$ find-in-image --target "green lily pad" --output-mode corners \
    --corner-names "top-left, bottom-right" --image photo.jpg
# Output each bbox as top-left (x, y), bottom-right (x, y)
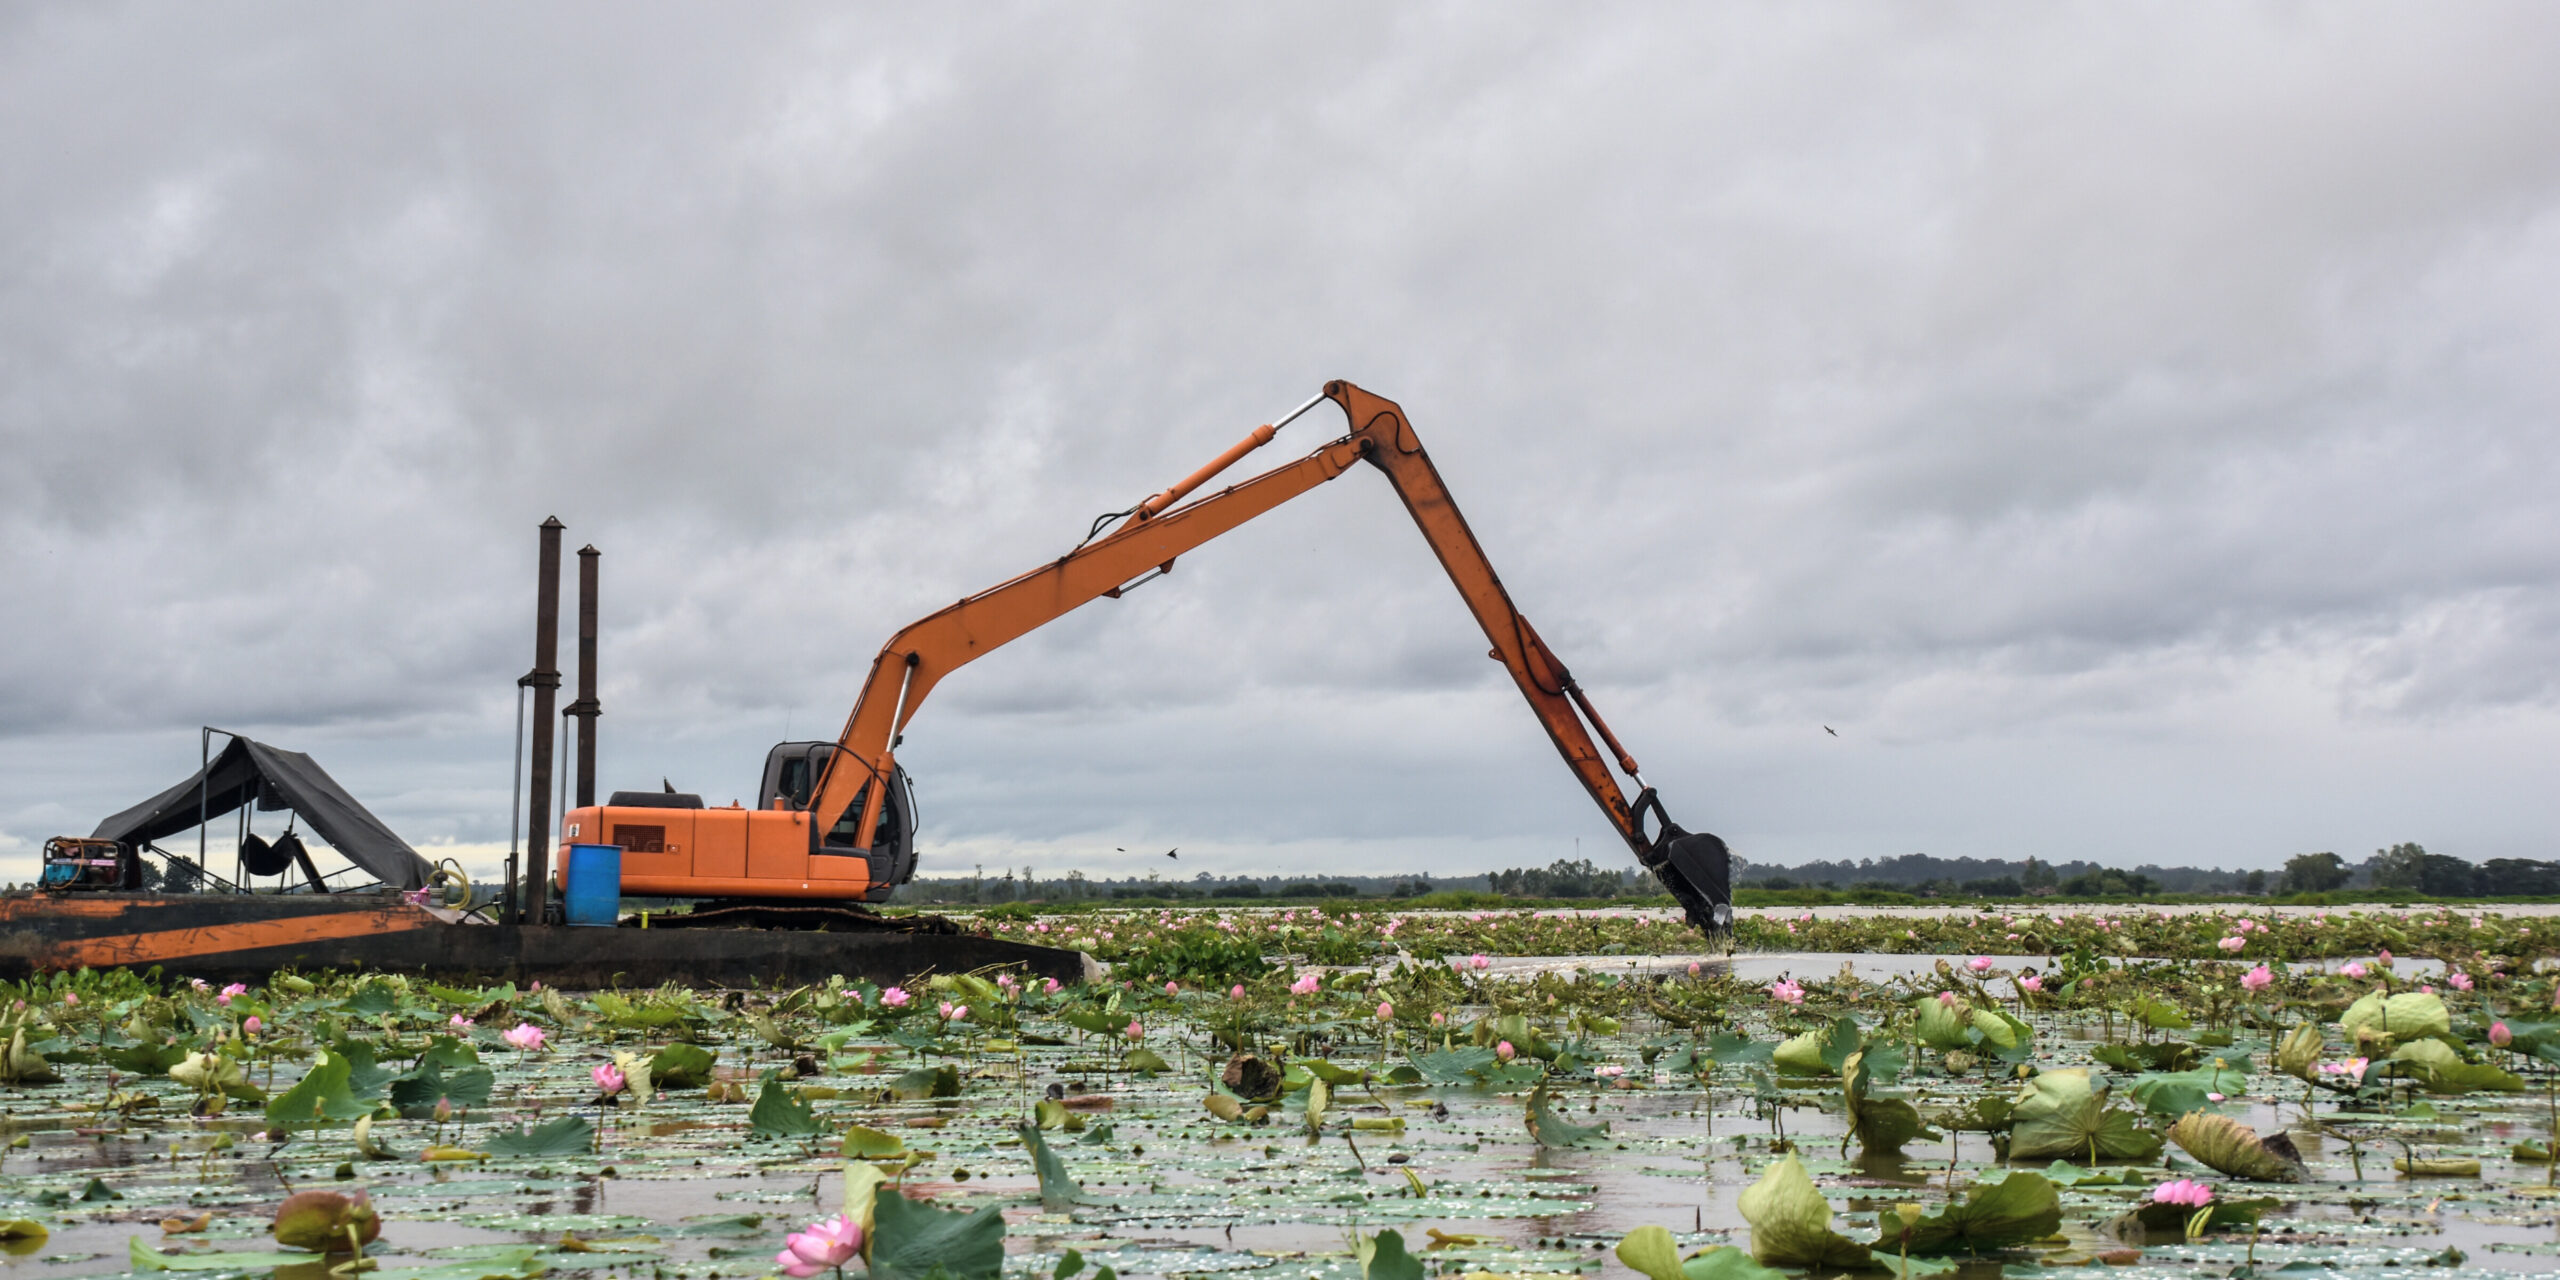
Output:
top-left (1017, 1122), bottom-right (1080, 1212)
top-left (1525, 1083), bottom-right (1610, 1147)
top-left (867, 1192), bottom-right (1004, 1280)
top-left (748, 1073), bottom-right (823, 1137)
top-left (389, 1062), bottom-right (495, 1119)
top-left (484, 1116), bottom-right (594, 1157)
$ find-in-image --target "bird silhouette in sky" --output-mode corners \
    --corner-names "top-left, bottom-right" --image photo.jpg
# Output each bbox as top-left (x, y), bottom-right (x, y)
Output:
top-left (1823, 726), bottom-right (1837, 737)
top-left (1166, 848), bottom-right (1180, 859)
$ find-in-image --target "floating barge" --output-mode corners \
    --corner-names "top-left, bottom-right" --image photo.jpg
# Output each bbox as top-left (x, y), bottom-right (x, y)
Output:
top-left (0, 891), bottom-right (1087, 989)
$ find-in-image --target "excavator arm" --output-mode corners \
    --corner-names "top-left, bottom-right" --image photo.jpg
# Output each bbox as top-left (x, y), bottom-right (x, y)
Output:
top-left (806, 380), bottom-right (1732, 936)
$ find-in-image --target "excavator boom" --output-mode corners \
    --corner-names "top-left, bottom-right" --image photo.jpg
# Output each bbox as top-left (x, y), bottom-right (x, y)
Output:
top-left (806, 381), bottom-right (1732, 937)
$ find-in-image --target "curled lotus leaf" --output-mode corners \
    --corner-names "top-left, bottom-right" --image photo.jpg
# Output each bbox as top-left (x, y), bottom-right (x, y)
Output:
top-left (1969, 1008), bottom-right (2031, 1052)
top-left (1914, 997), bottom-right (1973, 1052)
top-left (170, 1052), bottom-right (245, 1093)
top-left (1771, 1030), bottom-right (1830, 1075)
top-left (1842, 1050), bottom-right (1937, 1157)
top-left (2340, 991), bottom-right (2450, 1046)
top-left (2275, 1024), bottom-right (2323, 1082)
top-left (271, 1189), bottom-right (380, 1253)
top-left (2009, 1069), bottom-right (2162, 1162)
top-left (1736, 1155), bottom-right (1874, 1269)
top-left (1885, 1170), bottom-right (2063, 1255)
top-left (0, 1030), bottom-right (57, 1085)
top-left (2164, 1111), bottom-right (2304, 1182)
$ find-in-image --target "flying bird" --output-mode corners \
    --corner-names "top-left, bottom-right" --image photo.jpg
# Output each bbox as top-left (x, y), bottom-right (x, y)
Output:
top-left (1823, 726), bottom-right (1837, 738)
top-left (1166, 848), bottom-right (1180, 859)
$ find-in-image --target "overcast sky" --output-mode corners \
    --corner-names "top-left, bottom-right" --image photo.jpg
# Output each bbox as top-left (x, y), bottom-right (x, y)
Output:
top-left (4, 4), bottom-right (2555, 887)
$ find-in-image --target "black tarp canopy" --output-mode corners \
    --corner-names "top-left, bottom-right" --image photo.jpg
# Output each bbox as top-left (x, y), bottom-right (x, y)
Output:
top-left (91, 737), bottom-right (434, 890)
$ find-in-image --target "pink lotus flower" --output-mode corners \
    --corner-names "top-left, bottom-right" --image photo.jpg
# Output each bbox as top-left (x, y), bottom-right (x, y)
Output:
top-left (1043, 977), bottom-right (1061, 995)
top-left (1290, 972), bottom-right (1322, 996)
top-left (996, 973), bottom-right (1018, 989)
top-left (881, 986), bottom-right (911, 1008)
top-left (2206, 1092), bottom-right (2227, 1103)
top-left (2217, 936), bottom-right (2247, 953)
top-left (2377, 949), bottom-right (2393, 965)
top-left (1123, 1020), bottom-right (1143, 1041)
top-left (1431, 1012), bottom-right (1446, 1025)
top-left (449, 1014), bottom-right (474, 1029)
top-left (945, 1003), bottom-right (970, 1022)
top-left (1471, 954), bottom-right (1492, 971)
top-left (2321, 1057), bottom-right (2371, 1083)
top-left (2489, 1021), bottom-right (2513, 1048)
top-left (502, 1023), bottom-right (546, 1051)
top-left (2152, 1178), bottom-right (2215, 1208)
top-left (1165, 981), bottom-right (1179, 995)
top-left (1968, 956), bottom-right (1993, 974)
top-left (1495, 1040), bottom-right (1517, 1062)
top-left (775, 1212), bottom-right (862, 1278)
top-left (2241, 965), bottom-right (2273, 992)
top-left (2448, 972), bottom-right (2475, 991)
top-left (593, 1063), bottom-right (627, 1094)
top-left (243, 1015), bottom-right (263, 1035)
top-left (2018, 974), bottom-right (2044, 993)
top-left (1595, 1065), bottom-right (1626, 1079)
top-left (1768, 979), bottom-right (1805, 1006)
top-left (1936, 991), bottom-right (1959, 1007)
top-left (2339, 962), bottom-right (2368, 979)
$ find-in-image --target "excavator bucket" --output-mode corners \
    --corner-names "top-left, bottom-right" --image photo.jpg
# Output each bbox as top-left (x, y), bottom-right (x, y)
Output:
top-left (1643, 826), bottom-right (1734, 940)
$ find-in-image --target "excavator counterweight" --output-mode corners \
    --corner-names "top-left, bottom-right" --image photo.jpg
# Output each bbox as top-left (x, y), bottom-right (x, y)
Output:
top-left (577, 383), bottom-right (1733, 939)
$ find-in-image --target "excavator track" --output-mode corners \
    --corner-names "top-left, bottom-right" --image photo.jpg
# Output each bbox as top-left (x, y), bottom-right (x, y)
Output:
top-left (634, 900), bottom-right (966, 933)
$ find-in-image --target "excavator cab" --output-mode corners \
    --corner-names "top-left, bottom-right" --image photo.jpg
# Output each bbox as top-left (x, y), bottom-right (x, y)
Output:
top-left (758, 742), bottom-right (919, 902)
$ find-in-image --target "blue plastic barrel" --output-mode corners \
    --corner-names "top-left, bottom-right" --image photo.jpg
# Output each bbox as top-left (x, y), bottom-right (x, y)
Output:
top-left (562, 843), bottom-right (624, 926)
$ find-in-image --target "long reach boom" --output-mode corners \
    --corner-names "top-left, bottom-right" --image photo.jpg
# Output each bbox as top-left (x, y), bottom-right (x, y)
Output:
top-left (806, 381), bottom-right (1733, 937)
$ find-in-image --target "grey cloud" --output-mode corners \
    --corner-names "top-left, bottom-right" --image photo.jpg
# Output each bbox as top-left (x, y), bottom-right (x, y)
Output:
top-left (5, 4), bottom-right (2556, 878)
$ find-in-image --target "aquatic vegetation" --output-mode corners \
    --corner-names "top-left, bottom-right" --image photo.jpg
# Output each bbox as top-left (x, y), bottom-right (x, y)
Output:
top-left (2, 906), bottom-right (2560, 1277)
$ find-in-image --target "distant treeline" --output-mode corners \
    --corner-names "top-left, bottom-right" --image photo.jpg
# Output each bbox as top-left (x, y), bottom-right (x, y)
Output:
top-left (896, 858), bottom-right (1646, 905)
top-left (1735, 844), bottom-right (2560, 899)
top-left (891, 842), bottom-right (2556, 906)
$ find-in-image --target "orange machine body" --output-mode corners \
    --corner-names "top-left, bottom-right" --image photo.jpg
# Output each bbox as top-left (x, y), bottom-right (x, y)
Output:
top-left (556, 803), bottom-right (872, 900)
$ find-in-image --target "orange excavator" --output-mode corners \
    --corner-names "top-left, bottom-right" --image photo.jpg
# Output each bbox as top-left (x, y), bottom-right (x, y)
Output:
top-left (562, 381), bottom-right (1733, 937)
